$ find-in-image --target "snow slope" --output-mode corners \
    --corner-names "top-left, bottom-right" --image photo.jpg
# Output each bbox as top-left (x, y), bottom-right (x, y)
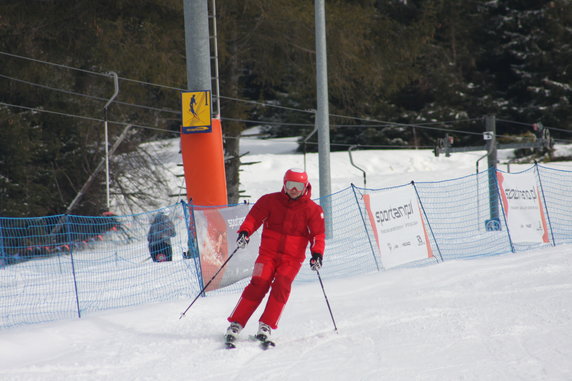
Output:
top-left (1, 244), bottom-right (570, 381)
top-left (118, 129), bottom-right (572, 212)
top-left (1, 134), bottom-right (572, 380)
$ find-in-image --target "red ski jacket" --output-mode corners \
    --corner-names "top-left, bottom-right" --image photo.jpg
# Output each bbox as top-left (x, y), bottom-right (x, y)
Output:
top-left (238, 183), bottom-right (325, 262)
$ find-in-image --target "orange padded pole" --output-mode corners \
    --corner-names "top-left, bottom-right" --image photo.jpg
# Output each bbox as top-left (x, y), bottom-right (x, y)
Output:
top-left (180, 118), bottom-right (228, 206)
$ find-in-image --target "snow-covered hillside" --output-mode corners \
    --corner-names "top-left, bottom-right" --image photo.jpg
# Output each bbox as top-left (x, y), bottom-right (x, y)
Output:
top-left (114, 128), bottom-right (572, 214)
top-left (2, 135), bottom-right (572, 380)
top-left (1, 244), bottom-right (570, 380)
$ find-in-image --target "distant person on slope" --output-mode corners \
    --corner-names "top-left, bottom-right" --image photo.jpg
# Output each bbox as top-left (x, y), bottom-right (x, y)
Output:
top-left (147, 212), bottom-right (176, 262)
top-left (225, 168), bottom-right (326, 345)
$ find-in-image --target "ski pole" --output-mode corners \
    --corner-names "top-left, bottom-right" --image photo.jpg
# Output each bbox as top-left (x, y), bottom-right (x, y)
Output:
top-left (179, 246), bottom-right (240, 319)
top-left (316, 269), bottom-right (338, 333)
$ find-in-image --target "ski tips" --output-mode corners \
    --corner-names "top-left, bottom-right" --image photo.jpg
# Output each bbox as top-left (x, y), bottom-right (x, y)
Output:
top-left (260, 340), bottom-right (276, 350)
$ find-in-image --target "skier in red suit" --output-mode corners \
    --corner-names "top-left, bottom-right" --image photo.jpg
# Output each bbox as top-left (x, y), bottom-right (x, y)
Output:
top-left (225, 168), bottom-right (326, 344)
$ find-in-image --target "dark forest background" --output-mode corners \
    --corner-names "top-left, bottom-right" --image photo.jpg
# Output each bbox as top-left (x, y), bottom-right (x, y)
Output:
top-left (0, 0), bottom-right (571, 217)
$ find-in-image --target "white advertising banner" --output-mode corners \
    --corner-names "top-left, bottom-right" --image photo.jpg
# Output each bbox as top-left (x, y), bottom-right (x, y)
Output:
top-left (364, 185), bottom-right (433, 269)
top-left (497, 172), bottom-right (549, 244)
top-left (193, 203), bottom-right (259, 291)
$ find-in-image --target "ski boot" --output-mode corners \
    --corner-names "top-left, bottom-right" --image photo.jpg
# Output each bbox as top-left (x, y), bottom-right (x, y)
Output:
top-left (224, 322), bottom-right (242, 349)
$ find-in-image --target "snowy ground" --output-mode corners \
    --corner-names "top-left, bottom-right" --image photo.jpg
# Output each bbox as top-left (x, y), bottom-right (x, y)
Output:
top-left (130, 129), bottom-right (572, 212)
top-left (1, 244), bottom-right (570, 380)
top-left (2, 133), bottom-right (572, 380)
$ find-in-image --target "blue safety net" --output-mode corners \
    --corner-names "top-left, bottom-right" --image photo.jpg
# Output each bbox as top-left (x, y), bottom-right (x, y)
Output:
top-left (1, 164), bottom-right (570, 329)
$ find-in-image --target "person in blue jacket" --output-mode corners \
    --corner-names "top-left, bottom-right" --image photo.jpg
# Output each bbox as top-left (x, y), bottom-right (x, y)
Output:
top-left (147, 212), bottom-right (176, 262)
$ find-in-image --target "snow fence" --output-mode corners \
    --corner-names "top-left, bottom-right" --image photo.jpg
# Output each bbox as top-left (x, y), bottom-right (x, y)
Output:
top-left (1, 163), bottom-right (571, 329)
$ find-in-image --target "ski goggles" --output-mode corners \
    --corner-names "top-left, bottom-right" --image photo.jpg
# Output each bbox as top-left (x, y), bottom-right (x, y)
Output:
top-left (285, 181), bottom-right (306, 192)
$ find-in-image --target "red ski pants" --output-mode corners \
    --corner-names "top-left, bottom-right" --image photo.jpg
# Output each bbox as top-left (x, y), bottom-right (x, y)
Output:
top-left (228, 252), bottom-right (302, 329)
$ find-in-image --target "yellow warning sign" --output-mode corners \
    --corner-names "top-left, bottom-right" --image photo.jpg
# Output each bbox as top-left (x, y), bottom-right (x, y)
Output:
top-left (181, 91), bottom-right (212, 133)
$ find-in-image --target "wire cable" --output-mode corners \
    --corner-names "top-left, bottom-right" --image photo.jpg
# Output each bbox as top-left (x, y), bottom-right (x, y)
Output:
top-left (0, 73), bottom-right (181, 115)
top-left (0, 101), bottom-right (179, 135)
top-left (0, 51), bottom-right (492, 130)
top-left (2, 50), bottom-right (567, 140)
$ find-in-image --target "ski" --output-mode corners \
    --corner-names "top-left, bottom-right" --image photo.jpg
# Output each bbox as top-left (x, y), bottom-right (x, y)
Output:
top-left (260, 339), bottom-right (276, 350)
top-left (224, 335), bottom-right (237, 349)
top-left (225, 334), bottom-right (276, 350)
top-left (252, 334), bottom-right (276, 350)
